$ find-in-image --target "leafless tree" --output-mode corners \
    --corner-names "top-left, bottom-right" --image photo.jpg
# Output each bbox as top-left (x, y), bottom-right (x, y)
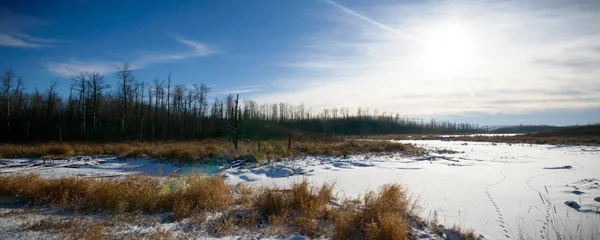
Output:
top-left (116, 63), bottom-right (134, 135)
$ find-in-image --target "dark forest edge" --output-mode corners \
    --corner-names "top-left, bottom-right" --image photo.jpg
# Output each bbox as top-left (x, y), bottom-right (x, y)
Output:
top-left (367, 124), bottom-right (600, 145)
top-left (0, 66), bottom-right (482, 143)
top-left (1, 66), bottom-right (596, 148)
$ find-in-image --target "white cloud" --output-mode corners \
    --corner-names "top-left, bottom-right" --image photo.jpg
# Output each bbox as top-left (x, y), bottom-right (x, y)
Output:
top-left (46, 61), bottom-right (121, 77)
top-left (254, 0), bottom-right (600, 117)
top-left (47, 37), bottom-right (216, 77)
top-left (0, 33), bottom-right (47, 48)
top-left (218, 86), bottom-right (267, 95)
top-left (0, 8), bottom-right (60, 48)
top-left (176, 38), bottom-right (214, 56)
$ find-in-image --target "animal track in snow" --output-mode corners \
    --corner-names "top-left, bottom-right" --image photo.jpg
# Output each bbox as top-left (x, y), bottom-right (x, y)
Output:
top-left (485, 166), bottom-right (510, 238)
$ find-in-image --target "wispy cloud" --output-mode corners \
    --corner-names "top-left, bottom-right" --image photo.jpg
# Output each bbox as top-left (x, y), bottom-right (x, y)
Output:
top-left (47, 37), bottom-right (217, 77)
top-left (176, 38), bottom-right (214, 56)
top-left (254, 0), bottom-right (600, 117)
top-left (0, 8), bottom-right (59, 48)
top-left (323, 0), bottom-right (417, 42)
top-left (0, 33), bottom-right (47, 48)
top-left (218, 86), bottom-right (267, 95)
top-left (46, 61), bottom-right (121, 78)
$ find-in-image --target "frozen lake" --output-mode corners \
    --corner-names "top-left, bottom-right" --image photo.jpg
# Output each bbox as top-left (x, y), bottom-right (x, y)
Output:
top-left (2, 140), bottom-right (599, 239)
top-left (222, 140), bottom-right (600, 239)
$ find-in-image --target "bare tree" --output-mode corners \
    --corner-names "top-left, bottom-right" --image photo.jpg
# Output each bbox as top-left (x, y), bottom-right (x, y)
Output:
top-left (153, 78), bottom-right (164, 138)
top-left (116, 63), bottom-right (134, 135)
top-left (71, 72), bottom-right (87, 136)
top-left (1, 69), bottom-right (16, 136)
top-left (166, 72), bottom-right (172, 135)
top-left (87, 72), bottom-right (108, 130)
top-left (45, 80), bottom-right (58, 140)
top-left (193, 84), bottom-right (210, 133)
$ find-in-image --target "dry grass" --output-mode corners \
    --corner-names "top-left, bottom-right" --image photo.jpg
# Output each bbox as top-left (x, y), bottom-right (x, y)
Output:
top-left (0, 138), bottom-right (412, 163)
top-left (0, 173), bottom-right (231, 217)
top-left (21, 218), bottom-right (106, 240)
top-left (252, 179), bottom-right (335, 237)
top-left (0, 173), bottom-right (437, 239)
top-left (451, 225), bottom-right (478, 240)
top-left (333, 184), bottom-right (416, 240)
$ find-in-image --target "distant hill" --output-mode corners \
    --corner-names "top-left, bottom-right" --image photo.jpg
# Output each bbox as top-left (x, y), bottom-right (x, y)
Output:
top-left (488, 125), bottom-right (559, 133)
top-left (528, 124), bottom-right (600, 137)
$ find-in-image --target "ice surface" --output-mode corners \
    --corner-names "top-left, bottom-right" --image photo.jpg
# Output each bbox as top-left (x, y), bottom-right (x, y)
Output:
top-left (2, 140), bottom-right (599, 239)
top-left (222, 140), bottom-right (600, 239)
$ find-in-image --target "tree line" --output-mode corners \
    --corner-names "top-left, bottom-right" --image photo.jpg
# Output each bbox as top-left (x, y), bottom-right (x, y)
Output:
top-left (0, 65), bottom-right (482, 143)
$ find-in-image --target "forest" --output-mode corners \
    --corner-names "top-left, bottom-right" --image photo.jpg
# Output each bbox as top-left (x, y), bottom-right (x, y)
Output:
top-left (0, 65), bottom-right (482, 143)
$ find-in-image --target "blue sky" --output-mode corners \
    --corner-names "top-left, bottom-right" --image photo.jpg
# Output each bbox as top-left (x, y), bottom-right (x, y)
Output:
top-left (1, 0), bottom-right (599, 126)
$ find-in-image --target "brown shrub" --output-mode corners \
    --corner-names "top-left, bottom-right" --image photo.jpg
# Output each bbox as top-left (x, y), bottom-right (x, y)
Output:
top-left (47, 145), bottom-right (73, 155)
top-left (253, 179), bottom-right (334, 237)
top-left (333, 184), bottom-right (411, 240)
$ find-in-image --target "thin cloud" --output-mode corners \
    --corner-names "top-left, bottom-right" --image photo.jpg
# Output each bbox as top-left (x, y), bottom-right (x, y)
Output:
top-left (46, 61), bottom-right (121, 77)
top-left (255, 0), bottom-right (600, 117)
top-left (219, 86), bottom-right (266, 95)
top-left (0, 33), bottom-right (48, 48)
top-left (324, 0), bottom-right (417, 42)
top-left (176, 38), bottom-right (214, 56)
top-left (0, 8), bottom-right (59, 48)
top-left (47, 37), bottom-right (217, 77)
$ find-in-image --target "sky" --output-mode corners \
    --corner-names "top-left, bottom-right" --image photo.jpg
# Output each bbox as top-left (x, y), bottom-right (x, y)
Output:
top-left (1, 0), bottom-right (599, 126)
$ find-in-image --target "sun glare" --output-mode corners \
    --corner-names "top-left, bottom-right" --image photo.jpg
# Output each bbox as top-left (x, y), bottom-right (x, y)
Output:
top-left (419, 22), bottom-right (478, 77)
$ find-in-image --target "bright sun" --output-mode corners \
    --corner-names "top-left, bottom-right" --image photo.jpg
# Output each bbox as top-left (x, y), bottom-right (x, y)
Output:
top-left (419, 22), bottom-right (478, 77)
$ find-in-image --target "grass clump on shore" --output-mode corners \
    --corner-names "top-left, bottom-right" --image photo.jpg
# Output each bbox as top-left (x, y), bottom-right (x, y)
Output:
top-left (0, 138), bottom-right (414, 163)
top-left (0, 174), bottom-right (231, 216)
top-left (0, 173), bottom-right (431, 239)
top-left (333, 184), bottom-right (417, 240)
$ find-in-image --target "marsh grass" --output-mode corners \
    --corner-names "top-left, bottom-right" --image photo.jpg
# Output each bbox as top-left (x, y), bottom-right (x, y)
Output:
top-left (515, 188), bottom-right (600, 240)
top-left (0, 138), bottom-right (411, 163)
top-left (0, 173), bottom-right (231, 217)
top-left (333, 184), bottom-right (420, 240)
top-left (0, 174), bottom-right (435, 239)
top-left (21, 218), bottom-right (107, 240)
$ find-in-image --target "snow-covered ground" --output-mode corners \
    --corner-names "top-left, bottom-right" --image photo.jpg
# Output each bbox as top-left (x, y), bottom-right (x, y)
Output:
top-left (437, 133), bottom-right (523, 137)
top-left (0, 156), bottom-right (181, 178)
top-left (1, 140), bottom-right (599, 239)
top-left (222, 141), bottom-right (600, 239)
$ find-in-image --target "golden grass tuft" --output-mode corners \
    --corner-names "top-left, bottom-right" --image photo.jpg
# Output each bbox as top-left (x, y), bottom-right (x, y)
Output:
top-left (252, 179), bottom-right (335, 237)
top-left (333, 184), bottom-right (413, 240)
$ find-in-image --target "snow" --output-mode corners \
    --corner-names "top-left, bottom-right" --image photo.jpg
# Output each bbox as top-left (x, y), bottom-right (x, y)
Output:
top-left (222, 141), bottom-right (600, 239)
top-left (437, 133), bottom-right (523, 138)
top-left (2, 140), bottom-right (599, 239)
top-left (0, 156), bottom-right (181, 178)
